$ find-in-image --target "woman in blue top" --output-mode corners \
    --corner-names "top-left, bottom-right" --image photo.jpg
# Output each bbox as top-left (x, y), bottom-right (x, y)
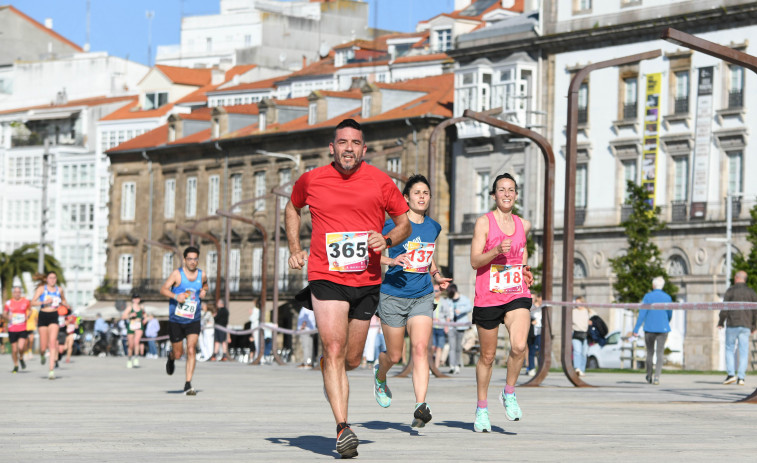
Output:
top-left (31, 272), bottom-right (68, 380)
top-left (373, 174), bottom-right (452, 428)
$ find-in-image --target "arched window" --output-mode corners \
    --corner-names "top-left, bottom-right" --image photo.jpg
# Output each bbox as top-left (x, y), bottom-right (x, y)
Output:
top-left (574, 259), bottom-right (587, 279)
top-left (668, 255), bottom-right (688, 276)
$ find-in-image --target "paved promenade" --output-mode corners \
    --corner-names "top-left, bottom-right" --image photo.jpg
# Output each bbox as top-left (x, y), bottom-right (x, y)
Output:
top-left (2, 355), bottom-right (755, 462)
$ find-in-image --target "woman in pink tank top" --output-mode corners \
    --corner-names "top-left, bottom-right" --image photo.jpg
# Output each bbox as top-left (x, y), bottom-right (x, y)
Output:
top-left (469, 173), bottom-right (533, 432)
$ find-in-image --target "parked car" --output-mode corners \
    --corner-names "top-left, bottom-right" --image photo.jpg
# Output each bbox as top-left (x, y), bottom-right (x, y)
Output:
top-left (586, 331), bottom-right (645, 369)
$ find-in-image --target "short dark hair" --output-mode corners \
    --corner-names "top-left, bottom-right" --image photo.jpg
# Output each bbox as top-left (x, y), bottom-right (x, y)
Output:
top-left (490, 173), bottom-right (518, 195)
top-left (334, 118), bottom-right (363, 141)
top-left (183, 246), bottom-right (200, 258)
top-left (402, 174), bottom-right (430, 197)
top-left (131, 293), bottom-right (140, 300)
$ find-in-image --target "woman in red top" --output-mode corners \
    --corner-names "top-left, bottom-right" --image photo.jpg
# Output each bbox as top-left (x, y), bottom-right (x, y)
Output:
top-left (4, 286), bottom-right (31, 373)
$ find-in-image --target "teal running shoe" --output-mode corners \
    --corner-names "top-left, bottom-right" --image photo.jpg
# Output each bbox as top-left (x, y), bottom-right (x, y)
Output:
top-left (473, 407), bottom-right (491, 433)
top-left (373, 363), bottom-right (392, 408)
top-left (499, 390), bottom-right (522, 421)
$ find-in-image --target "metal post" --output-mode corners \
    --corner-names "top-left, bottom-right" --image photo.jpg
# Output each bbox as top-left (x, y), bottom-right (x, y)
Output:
top-left (726, 192), bottom-right (733, 289)
top-left (38, 140), bottom-right (50, 274)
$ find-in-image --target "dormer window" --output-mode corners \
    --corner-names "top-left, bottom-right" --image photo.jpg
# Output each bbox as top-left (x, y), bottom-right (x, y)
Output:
top-left (145, 91), bottom-right (168, 110)
top-left (361, 95), bottom-right (372, 119)
top-left (434, 28), bottom-right (452, 52)
top-left (335, 48), bottom-right (355, 67)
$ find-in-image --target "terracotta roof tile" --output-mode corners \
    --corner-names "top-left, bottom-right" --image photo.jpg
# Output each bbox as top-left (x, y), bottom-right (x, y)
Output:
top-left (222, 103), bottom-right (260, 115)
top-left (313, 89), bottom-right (362, 99)
top-left (99, 100), bottom-right (176, 121)
top-left (168, 127), bottom-right (212, 145)
top-left (393, 53), bottom-right (452, 64)
top-left (0, 95), bottom-right (136, 116)
top-left (154, 65), bottom-right (212, 86)
top-left (180, 107), bottom-right (213, 120)
top-left (107, 124), bottom-right (168, 152)
top-left (225, 64), bottom-right (257, 80)
top-left (212, 76), bottom-right (280, 94)
top-left (174, 83), bottom-right (222, 105)
top-left (288, 57), bottom-right (336, 78)
top-left (2, 5), bottom-right (83, 52)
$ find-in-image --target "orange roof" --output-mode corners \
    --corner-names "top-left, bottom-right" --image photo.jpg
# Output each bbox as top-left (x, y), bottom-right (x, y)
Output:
top-left (288, 56), bottom-right (336, 78)
top-left (314, 89), bottom-right (362, 99)
top-left (168, 128), bottom-right (212, 145)
top-left (100, 100), bottom-right (176, 121)
top-left (1, 5), bottom-right (83, 53)
top-left (180, 107), bottom-right (213, 120)
top-left (222, 103), bottom-right (260, 115)
top-left (393, 53), bottom-right (452, 64)
top-left (225, 64), bottom-right (257, 81)
top-left (154, 65), bottom-right (212, 86)
top-left (276, 97), bottom-right (309, 107)
top-left (213, 76), bottom-right (280, 94)
top-left (0, 95), bottom-right (135, 116)
top-left (174, 83), bottom-right (223, 105)
top-left (107, 124), bottom-right (168, 152)
top-left (433, 0), bottom-right (523, 21)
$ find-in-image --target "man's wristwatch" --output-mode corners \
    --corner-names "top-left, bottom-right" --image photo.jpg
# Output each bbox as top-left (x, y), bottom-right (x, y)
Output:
top-left (384, 235), bottom-right (392, 248)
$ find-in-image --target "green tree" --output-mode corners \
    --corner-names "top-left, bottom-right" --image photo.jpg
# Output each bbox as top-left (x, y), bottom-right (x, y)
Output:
top-left (731, 203), bottom-right (757, 290)
top-left (609, 181), bottom-right (677, 302)
top-left (0, 244), bottom-right (66, 301)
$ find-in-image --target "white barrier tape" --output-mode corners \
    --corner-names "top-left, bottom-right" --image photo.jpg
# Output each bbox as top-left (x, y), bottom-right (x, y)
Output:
top-left (139, 335), bottom-right (171, 342)
top-left (212, 323), bottom-right (319, 336)
top-left (540, 300), bottom-right (757, 311)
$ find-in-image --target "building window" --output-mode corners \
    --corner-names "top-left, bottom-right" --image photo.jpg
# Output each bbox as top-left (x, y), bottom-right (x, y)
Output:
top-left (229, 249), bottom-right (240, 292)
top-left (622, 159), bottom-right (637, 201)
top-left (577, 83), bottom-right (589, 124)
top-left (206, 251), bottom-right (217, 292)
top-left (623, 77), bottom-right (638, 120)
top-left (254, 171), bottom-right (266, 211)
top-left (231, 174), bottom-right (243, 212)
top-left (278, 246), bottom-right (290, 290)
top-left (162, 253), bottom-right (174, 279)
top-left (574, 0), bottom-right (592, 13)
top-left (308, 103), bottom-right (317, 125)
top-left (186, 177), bottom-right (197, 217)
top-left (667, 255), bottom-right (688, 276)
top-left (208, 175), bottom-right (220, 214)
top-left (434, 28), bottom-right (452, 52)
top-left (164, 179), bottom-right (175, 219)
top-left (278, 168), bottom-right (291, 210)
top-left (727, 151), bottom-right (743, 194)
top-left (673, 156), bottom-right (688, 202)
top-left (575, 164), bottom-right (588, 208)
top-left (387, 157), bottom-right (401, 188)
top-left (118, 254), bottom-right (133, 290)
top-left (252, 247), bottom-right (263, 292)
top-left (728, 65), bottom-right (744, 109)
top-left (475, 170), bottom-right (491, 214)
top-left (674, 71), bottom-right (689, 114)
top-left (121, 182), bottom-right (136, 221)
top-left (574, 259), bottom-right (587, 279)
top-left (361, 95), bottom-right (371, 119)
top-left (206, 37), bottom-right (213, 52)
top-left (145, 91), bottom-right (168, 110)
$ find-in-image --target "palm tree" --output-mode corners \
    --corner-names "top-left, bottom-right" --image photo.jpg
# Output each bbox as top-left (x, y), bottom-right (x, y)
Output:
top-left (0, 244), bottom-right (66, 301)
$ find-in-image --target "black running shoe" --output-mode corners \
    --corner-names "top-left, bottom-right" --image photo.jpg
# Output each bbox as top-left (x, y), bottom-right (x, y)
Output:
top-left (183, 381), bottom-right (196, 396)
top-left (335, 422), bottom-right (358, 459)
top-left (20, 359), bottom-right (26, 370)
top-left (411, 403), bottom-right (432, 428)
top-left (12, 366), bottom-right (18, 374)
top-left (166, 357), bottom-right (175, 376)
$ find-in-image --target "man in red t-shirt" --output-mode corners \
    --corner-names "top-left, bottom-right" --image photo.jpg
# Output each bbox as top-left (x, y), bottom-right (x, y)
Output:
top-left (4, 286), bottom-right (31, 373)
top-left (286, 118), bottom-right (410, 458)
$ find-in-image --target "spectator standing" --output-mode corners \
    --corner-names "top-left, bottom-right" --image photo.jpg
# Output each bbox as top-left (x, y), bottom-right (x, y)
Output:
top-left (718, 270), bottom-right (757, 386)
top-left (633, 276), bottom-right (672, 385)
top-left (297, 306), bottom-right (317, 368)
top-left (432, 284), bottom-right (452, 370)
top-left (445, 284), bottom-right (471, 375)
top-left (144, 313), bottom-right (160, 359)
top-left (572, 296), bottom-right (590, 376)
top-left (214, 299), bottom-right (230, 361)
top-left (527, 295), bottom-right (543, 376)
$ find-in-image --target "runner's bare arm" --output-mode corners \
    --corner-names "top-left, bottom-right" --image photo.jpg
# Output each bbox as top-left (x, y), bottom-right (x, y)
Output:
top-left (160, 270), bottom-right (185, 303)
top-left (200, 272), bottom-right (209, 299)
top-left (380, 253), bottom-right (410, 267)
top-left (369, 212), bottom-right (411, 253)
top-left (121, 305), bottom-right (132, 320)
top-left (30, 287), bottom-right (44, 307)
top-left (430, 258), bottom-right (453, 290)
top-left (470, 215), bottom-right (501, 269)
top-left (285, 200), bottom-right (308, 269)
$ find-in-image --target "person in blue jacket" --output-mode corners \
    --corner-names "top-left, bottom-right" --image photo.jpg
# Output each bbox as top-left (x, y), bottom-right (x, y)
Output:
top-left (633, 276), bottom-right (672, 385)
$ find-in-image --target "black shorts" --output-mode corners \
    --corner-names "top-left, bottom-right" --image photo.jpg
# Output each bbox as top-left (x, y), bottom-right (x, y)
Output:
top-left (308, 280), bottom-right (381, 321)
top-left (473, 297), bottom-right (532, 330)
top-left (8, 331), bottom-right (28, 343)
top-left (168, 321), bottom-right (201, 343)
top-left (38, 311), bottom-right (59, 327)
top-left (214, 328), bottom-right (228, 343)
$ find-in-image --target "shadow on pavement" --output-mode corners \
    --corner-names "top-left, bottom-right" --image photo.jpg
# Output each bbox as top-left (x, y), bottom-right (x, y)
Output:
top-left (266, 435), bottom-right (368, 458)
top-left (436, 420), bottom-right (516, 435)
top-left (164, 390), bottom-right (201, 394)
top-left (358, 420), bottom-right (420, 436)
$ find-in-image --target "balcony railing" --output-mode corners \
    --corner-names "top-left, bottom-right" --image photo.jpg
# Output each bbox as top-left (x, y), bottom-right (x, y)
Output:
top-left (623, 103), bottom-right (637, 120)
top-left (671, 200), bottom-right (687, 223)
top-left (674, 97), bottom-right (689, 114)
top-left (728, 90), bottom-right (744, 109)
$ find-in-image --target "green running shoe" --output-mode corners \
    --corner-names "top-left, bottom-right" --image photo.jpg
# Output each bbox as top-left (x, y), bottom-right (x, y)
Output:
top-left (499, 390), bottom-right (522, 421)
top-left (373, 363), bottom-right (392, 408)
top-left (473, 407), bottom-right (491, 433)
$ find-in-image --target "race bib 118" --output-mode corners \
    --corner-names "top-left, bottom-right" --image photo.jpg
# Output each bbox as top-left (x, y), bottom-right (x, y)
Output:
top-left (403, 242), bottom-right (435, 273)
top-left (326, 232), bottom-right (370, 272)
top-left (489, 264), bottom-right (523, 294)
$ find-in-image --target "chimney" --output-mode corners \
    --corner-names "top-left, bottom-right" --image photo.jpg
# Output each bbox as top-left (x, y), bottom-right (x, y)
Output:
top-left (211, 66), bottom-right (225, 85)
top-left (302, 55), bottom-right (307, 69)
top-left (44, 18), bottom-right (53, 29)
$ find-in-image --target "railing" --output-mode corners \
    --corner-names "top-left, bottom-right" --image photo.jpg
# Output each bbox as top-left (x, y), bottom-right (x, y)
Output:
top-left (623, 102), bottom-right (637, 120)
top-left (671, 200), bottom-right (687, 222)
top-left (99, 275), bottom-right (307, 299)
top-left (674, 97), bottom-right (689, 114)
top-left (728, 89), bottom-right (744, 109)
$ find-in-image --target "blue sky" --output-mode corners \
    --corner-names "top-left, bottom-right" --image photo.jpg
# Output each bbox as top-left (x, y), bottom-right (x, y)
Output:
top-left (10, 0), bottom-right (453, 65)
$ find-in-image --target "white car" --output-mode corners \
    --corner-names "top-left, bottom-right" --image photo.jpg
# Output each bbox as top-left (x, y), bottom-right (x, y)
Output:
top-left (586, 331), bottom-right (644, 370)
